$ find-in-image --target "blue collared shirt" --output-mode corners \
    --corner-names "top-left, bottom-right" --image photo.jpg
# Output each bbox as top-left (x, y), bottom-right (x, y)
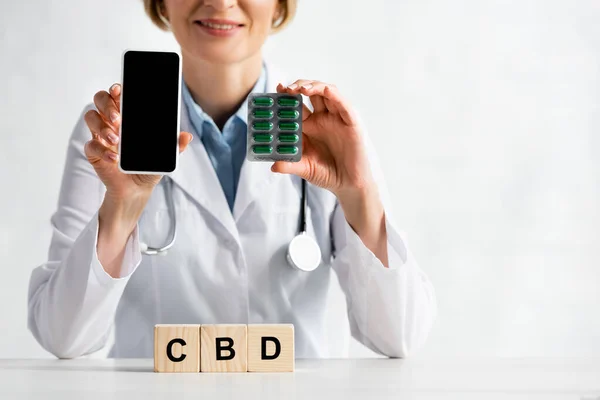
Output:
top-left (182, 66), bottom-right (267, 211)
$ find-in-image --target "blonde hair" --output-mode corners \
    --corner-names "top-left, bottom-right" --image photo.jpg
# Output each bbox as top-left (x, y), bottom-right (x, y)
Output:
top-left (143, 0), bottom-right (297, 33)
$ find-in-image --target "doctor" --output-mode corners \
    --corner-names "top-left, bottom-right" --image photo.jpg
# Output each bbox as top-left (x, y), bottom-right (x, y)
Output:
top-left (28, 0), bottom-right (436, 359)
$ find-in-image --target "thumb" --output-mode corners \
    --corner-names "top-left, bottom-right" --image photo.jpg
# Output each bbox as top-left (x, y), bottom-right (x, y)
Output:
top-left (178, 131), bottom-right (194, 153)
top-left (271, 160), bottom-right (311, 180)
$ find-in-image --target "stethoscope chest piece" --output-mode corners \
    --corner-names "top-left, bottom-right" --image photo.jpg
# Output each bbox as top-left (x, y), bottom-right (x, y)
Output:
top-left (287, 232), bottom-right (322, 272)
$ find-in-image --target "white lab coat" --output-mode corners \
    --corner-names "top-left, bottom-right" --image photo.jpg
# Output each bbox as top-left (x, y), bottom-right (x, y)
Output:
top-left (27, 63), bottom-right (437, 359)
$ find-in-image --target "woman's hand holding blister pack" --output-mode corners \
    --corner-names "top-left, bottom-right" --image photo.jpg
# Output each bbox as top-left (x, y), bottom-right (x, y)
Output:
top-left (273, 80), bottom-right (389, 267)
top-left (273, 80), bottom-right (374, 197)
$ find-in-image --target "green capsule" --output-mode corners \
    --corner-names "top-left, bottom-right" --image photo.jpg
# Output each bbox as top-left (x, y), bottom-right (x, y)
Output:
top-left (278, 109), bottom-right (299, 119)
top-left (278, 97), bottom-right (299, 107)
top-left (278, 133), bottom-right (299, 143)
top-left (253, 133), bottom-right (273, 143)
top-left (253, 109), bottom-right (273, 119)
top-left (278, 122), bottom-right (299, 131)
top-left (277, 145), bottom-right (298, 155)
top-left (252, 121), bottom-right (273, 131)
top-left (253, 145), bottom-right (273, 154)
top-left (253, 96), bottom-right (274, 107)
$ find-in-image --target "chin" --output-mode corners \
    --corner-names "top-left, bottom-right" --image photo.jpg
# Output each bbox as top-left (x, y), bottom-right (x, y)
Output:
top-left (191, 46), bottom-right (250, 65)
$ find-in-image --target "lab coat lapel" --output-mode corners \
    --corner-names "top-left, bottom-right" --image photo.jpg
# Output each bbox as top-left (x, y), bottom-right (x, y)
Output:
top-left (168, 102), bottom-right (239, 242)
top-left (233, 63), bottom-right (291, 221)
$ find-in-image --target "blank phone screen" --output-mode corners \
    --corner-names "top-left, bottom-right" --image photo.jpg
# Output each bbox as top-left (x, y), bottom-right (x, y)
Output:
top-left (120, 50), bottom-right (180, 173)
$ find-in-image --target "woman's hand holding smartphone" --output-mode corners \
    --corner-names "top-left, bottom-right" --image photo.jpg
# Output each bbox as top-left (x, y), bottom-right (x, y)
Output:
top-left (84, 84), bottom-right (192, 202)
top-left (82, 50), bottom-right (192, 277)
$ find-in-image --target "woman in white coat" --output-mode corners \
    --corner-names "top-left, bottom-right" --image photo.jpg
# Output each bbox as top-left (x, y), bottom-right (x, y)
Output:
top-left (28, 0), bottom-right (437, 359)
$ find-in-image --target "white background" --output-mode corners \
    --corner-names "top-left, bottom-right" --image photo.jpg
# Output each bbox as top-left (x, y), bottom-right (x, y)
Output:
top-left (0, 0), bottom-right (599, 358)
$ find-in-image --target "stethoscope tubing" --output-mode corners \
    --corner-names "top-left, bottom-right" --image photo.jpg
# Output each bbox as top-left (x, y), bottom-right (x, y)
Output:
top-left (140, 177), bottom-right (177, 255)
top-left (140, 177), bottom-right (311, 257)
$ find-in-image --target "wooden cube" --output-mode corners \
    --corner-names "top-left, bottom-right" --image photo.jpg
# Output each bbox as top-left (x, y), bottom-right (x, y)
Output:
top-left (154, 324), bottom-right (201, 373)
top-left (200, 324), bottom-right (247, 372)
top-left (247, 324), bottom-right (294, 372)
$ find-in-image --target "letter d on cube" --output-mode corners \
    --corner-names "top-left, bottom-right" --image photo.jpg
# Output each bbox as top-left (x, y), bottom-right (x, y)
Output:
top-left (248, 324), bottom-right (294, 372)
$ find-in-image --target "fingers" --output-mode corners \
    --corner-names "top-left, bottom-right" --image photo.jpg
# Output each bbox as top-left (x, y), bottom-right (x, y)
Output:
top-left (271, 159), bottom-right (311, 180)
top-left (280, 80), bottom-right (358, 126)
top-left (276, 83), bottom-right (313, 121)
top-left (84, 109), bottom-right (119, 149)
top-left (281, 80), bottom-right (326, 113)
top-left (85, 132), bottom-right (193, 170)
top-left (84, 138), bottom-right (118, 164)
top-left (286, 79), bottom-right (313, 91)
top-left (94, 88), bottom-right (120, 127)
top-left (302, 83), bottom-right (357, 126)
top-left (178, 131), bottom-right (194, 153)
top-left (85, 84), bottom-right (122, 150)
top-left (109, 83), bottom-right (121, 110)
top-left (276, 82), bottom-right (286, 93)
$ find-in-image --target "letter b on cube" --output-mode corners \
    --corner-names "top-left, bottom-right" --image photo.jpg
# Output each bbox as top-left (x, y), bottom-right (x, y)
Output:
top-left (200, 324), bottom-right (247, 372)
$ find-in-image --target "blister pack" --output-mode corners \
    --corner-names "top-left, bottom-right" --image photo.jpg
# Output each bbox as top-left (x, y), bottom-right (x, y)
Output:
top-left (246, 93), bottom-right (302, 162)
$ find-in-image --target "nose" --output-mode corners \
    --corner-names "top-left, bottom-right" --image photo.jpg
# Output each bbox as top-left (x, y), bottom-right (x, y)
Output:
top-left (203, 0), bottom-right (237, 11)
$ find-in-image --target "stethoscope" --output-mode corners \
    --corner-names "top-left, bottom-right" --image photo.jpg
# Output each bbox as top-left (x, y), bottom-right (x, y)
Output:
top-left (140, 176), bottom-right (322, 272)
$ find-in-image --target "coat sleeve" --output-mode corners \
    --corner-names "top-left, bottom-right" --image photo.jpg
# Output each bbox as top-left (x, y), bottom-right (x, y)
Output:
top-left (27, 105), bottom-right (142, 359)
top-left (330, 123), bottom-right (437, 358)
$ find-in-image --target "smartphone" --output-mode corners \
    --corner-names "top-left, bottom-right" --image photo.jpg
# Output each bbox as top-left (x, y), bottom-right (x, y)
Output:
top-left (118, 50), bottom-right (182, 174)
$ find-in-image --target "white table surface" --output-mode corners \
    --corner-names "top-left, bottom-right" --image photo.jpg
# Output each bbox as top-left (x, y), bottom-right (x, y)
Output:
top-left (0, 358), bottom-right (599, 399)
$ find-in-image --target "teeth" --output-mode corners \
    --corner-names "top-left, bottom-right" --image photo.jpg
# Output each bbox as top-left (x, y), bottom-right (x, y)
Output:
top-left (201, 21), bottom-right (236, 30)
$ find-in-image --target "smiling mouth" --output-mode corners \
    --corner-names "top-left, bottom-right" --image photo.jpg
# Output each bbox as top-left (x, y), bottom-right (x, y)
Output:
top-left (196, 20), bottom-right (244, 30)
